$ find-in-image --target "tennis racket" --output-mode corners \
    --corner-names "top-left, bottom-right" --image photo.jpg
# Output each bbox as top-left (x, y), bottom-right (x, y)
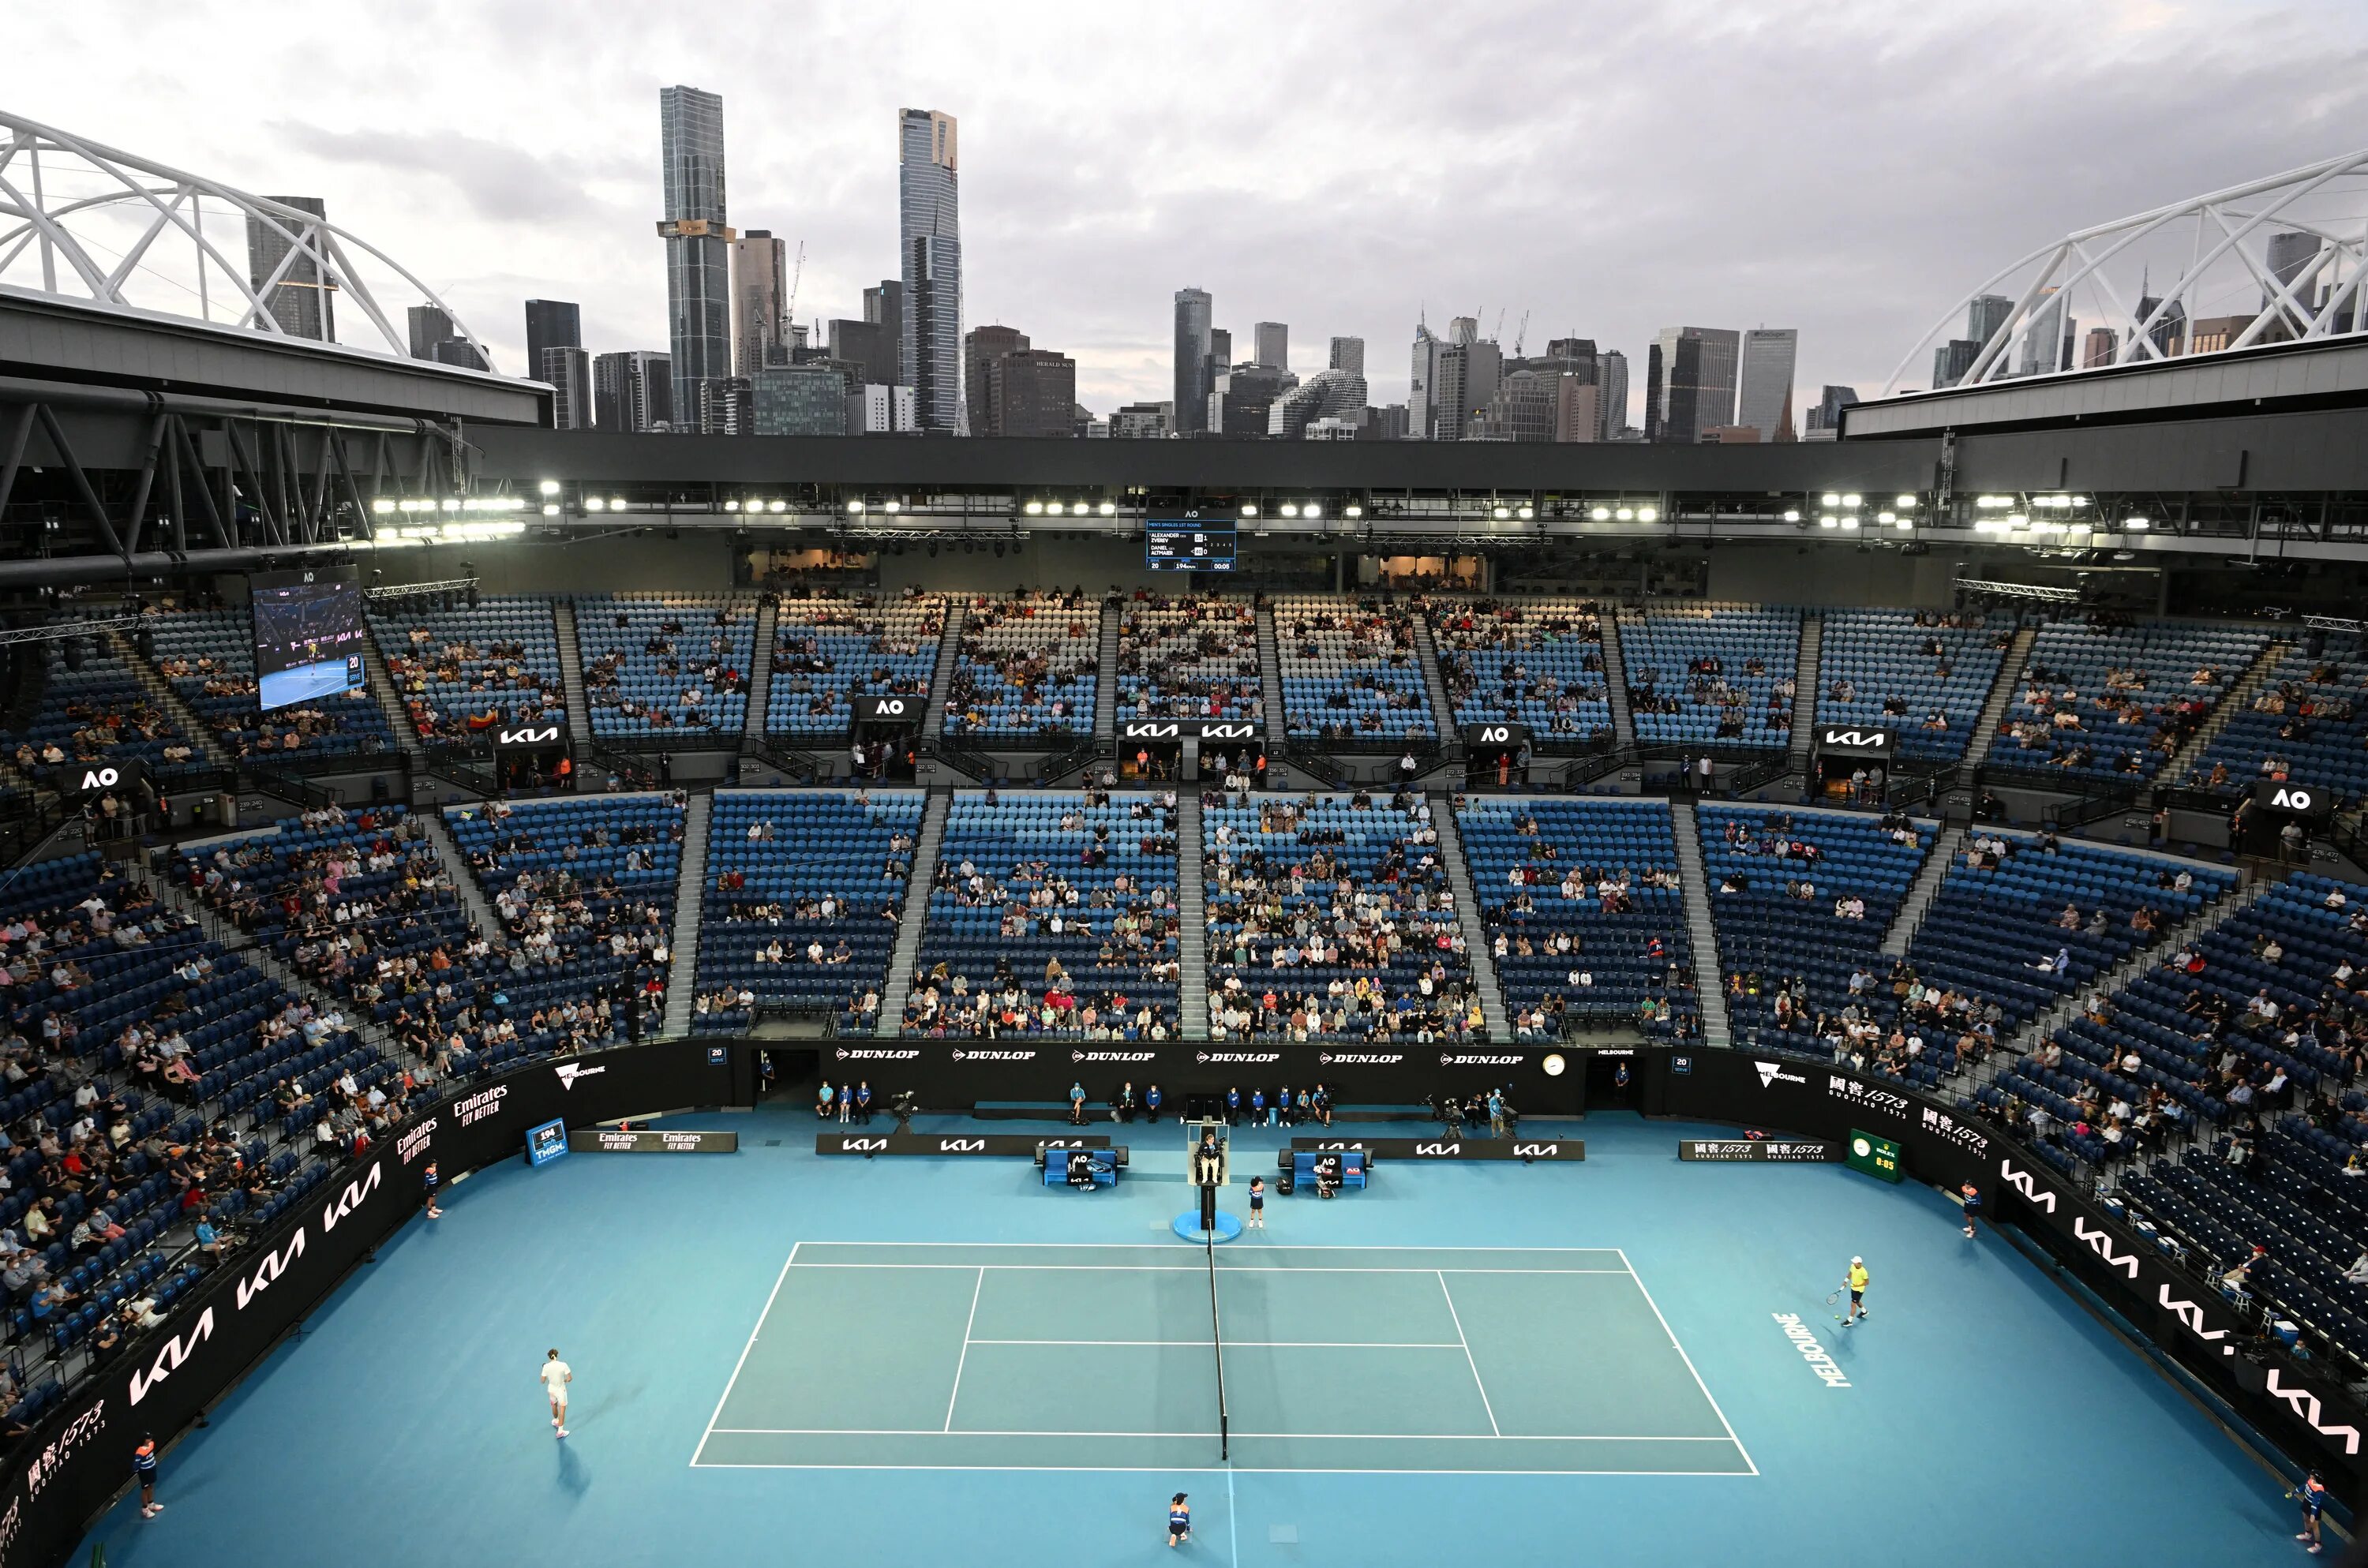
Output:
top-left (1825, 1286), bottom-right (1843, 1306)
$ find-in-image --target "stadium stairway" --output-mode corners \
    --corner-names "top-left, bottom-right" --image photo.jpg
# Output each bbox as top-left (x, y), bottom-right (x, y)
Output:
top-left (1880, 824), bottom-right (1965, 956)
top-left (550, 599), bottom-right (596, 743)
top-left (1409, 612), bottom-right (1459, 742)
top-left (1788, 611), bottom-right (1821, 772)
top-left (359, 642), bottom-right (425, 766)
top-left (1092, 598), bottom-right (1121, 739)
top-left (1601, 613), bottom-right (1635, 747)
top-left (1669, 806), bottom-right (1732, 1046)
top-left (107, 628), bottom-right (230, 766)
top-left (874, 788), bottom-right (950, 1036)
top-left (1964, 624), bottom-right (2036, 770)
top-left (1433, 795), bottom-right (1511, 1039)
top-left (921, 601), bottom-right (965, 742)
top-left (660, 791), bottom-right (713, 1035)
top-left (742, 598), bottom-right (778, 747)
top-left (2162, 634), bottom-right (2292, 784)
top-left (1257, 602), bottom-right (1287, 748)
top-left (419, 809), bottom-right (504, 940)
top-left (1969, 875), bottom-right (2267, 1098)
top-left (1178, 792), bottom-right (1208, 1034)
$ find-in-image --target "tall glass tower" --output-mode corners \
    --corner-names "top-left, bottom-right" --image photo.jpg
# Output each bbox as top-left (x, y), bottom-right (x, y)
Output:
top-left (658, 86), bottom-right (733, 432)
top-left (899, 109), bottom-right (961, 433)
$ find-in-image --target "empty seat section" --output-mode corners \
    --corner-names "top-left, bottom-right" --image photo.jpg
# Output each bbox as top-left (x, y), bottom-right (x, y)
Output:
top-left (368, 595), bottom-right (567, 743)
top-left (144, 607), bottom-right (393, 759)
top-left (942, 591), bottom-right (1099, 739)
top-left (576, 593), bottom-right (755, 739)
top-left (1699, 805), bottom-right (1944, 1082)
top-left (1456, 797), bottom-right (1698, 1041)
top-left (1815, 609), bottom-right (2015, 765)
top-left (13, 631), bottom-right (200, 785)
top-left (1993, 616), bottom-right (2268, 784)
top-left (1429, 598), bottom-right (1613, 743)
top-left (765, 593), bottom-right (942, 737)
top-left (1908, 831), bottom-right (2235, 1035)
top-left (1617, 602), bottom-right (1800, 751)
top-left (697, 790), bottom-right (924, 1034)
top-left (2186, 634), bottom-right (2366, 805)
top-left (1274, 595), bottom-right (1434, 741)
top-left (905, 791), bottom-right (1179, 1036)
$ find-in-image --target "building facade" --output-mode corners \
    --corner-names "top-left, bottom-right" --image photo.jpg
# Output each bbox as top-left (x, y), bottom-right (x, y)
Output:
top-left (733, 230), bottom-right (789, 375)
top-left (524, 299), bottom-right (580, 384)
top-left (898, 109), bottom-right (962, 432)
top-left (751, 365), bottom-right (849, 436)
top-left (1328, 336), bottom-right (1365, 377)
top-left (1734, 327), bottom-right (1797, 443)
top-left (245, 196), bottom-right (335, 342)
top-left (1253, 322), bottom-right (1289, 370)
top-left (964, 324), bottom-right (1029, 433)
top-left (985, 349), bottom-right (1077, 438)
top-left (593, 350), bottom-right (673, 432)
top-left (540, 346), bottom-right (594, 430)
top-left (658, 85), bottom-right (733, 432)
top-left (1173, 289), bottom-right (1213, 436)
top-left (1645, 327), bottom-right (1737, 444)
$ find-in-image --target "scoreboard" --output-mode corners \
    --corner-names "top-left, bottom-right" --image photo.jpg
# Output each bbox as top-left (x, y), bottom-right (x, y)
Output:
top-left (1147, 515), bottom-right (1237, 571)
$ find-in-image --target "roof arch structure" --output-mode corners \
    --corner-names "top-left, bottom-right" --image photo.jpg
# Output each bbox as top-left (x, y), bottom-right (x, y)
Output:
top-left (0, 111), bottom-right (492, 369)
top-left (1887, 149), bottom-right (2368, 396)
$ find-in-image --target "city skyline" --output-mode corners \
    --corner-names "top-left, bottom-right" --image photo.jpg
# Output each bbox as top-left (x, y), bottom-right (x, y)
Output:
top-left (14, 1), bottom-right (2367, 423)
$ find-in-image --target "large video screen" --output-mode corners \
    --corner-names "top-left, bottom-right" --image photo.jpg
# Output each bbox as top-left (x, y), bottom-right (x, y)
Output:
top-left (1146, 515), bottom-right (1236, 572)
top-left (249, 566), bottom-right (366, 711)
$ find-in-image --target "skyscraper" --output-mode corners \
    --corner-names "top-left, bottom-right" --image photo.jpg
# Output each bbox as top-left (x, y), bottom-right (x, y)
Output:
top-left (593, 350), bottom-right (673, 432)
top-left (658, 86), bottom-right (733, 432)
top-left (1429, 330), bottom-right (1501, 442)
top-left (524, 300), bottom-right (581, 384)
top-left (985, 349), bottom-right (1077, 438)
top-left (1596, 350), bottom-right (1628, 441)
top-left (1328, 336), bottom-right (1365, 377)
top-left (1173, 289), bottom-right (1213, 436)
top-left (1646, 327), bottom-right (1738, 443)
top-left (541, 346), bottom-right (594, 429)
top-left (2082, 327), bottom-right (2119, 369)
top-left (1968, 294), bottom-right (2014, 349)
top-left (964, 325), bottom-right (1029, 435)
top-left (1734, 327), bottom-right (1798, 444)
top-left (245, 196), bottom-right (334, 341)
top-left (406, 305), bottom-right (458, 362)
top-left (898, 109), bottom-right (961, 432)
top-left (732, 230), bottom-right (789, 375)
top-left (2018, 287), bottom-right (2070, 376)
top-left (1253, 322), bottom-right (1288, 370)
top-left (1409, 321), bottom-right (1439, 438)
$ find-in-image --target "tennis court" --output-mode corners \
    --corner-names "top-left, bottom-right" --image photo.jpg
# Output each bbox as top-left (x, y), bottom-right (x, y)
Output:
top-left (691, 1242), bottom-right (1755, 1476)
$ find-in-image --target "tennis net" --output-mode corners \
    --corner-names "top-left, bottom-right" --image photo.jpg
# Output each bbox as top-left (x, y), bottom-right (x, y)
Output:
top-left (1205, 1232), bottom-right (1230, 1460)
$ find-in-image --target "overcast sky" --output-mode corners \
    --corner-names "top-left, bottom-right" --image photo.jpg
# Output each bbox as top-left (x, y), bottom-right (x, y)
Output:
top-left (10, 0), bottom-right (2368, 419)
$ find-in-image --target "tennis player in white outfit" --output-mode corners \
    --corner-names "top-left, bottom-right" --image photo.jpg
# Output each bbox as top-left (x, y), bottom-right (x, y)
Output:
top-left (541, 1349), bottom-right (572, 1438)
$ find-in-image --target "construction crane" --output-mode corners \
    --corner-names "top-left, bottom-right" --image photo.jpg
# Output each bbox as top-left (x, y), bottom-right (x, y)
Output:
top-left (1513, 311), bottom-right (1530, 357)
top-left (783, 239), bottom-right (806, 345)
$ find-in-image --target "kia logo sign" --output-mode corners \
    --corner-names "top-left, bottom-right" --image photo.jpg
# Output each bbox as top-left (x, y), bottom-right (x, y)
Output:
top-left (1817, 728), bottom-right (1894, 755)
top-left (130, 1308), bottom-right (215, 1405)
top-left (1121, 718), bottom-right (1258, 740)
top-left (1123, 721), bottom-right (1182, 739)
top-left (496, 724), bottom-right (563, 747)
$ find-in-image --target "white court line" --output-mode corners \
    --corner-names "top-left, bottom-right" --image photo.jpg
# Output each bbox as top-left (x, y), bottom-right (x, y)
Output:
top-left (1435, 1272), bottom-right (1500, 1438)
top-left (709, 1427), bottom-right (1737, 1441)
top-left (785, 1263), bottom-right (1627, 1274)
top-left (1613, 1248), bottom-right (1758, 1477)
top-left (692, 1462), bottom-right (1752, 1476)
top-left (968, 1339), bottom-right (1468, 1349)
top-left (942, 1267), bottom-right (985, 1432)
top-left (689, 1239), bottom-right (801, 1467)
top-left (790, 1241), bottom-right (1627, 1252)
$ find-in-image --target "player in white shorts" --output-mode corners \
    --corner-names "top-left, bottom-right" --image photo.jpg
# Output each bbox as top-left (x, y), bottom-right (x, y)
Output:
top-left (541, 1349), bottom-right (572, 1438)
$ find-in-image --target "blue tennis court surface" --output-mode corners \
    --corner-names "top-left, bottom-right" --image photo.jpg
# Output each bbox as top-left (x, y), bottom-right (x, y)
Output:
top-left (70, 1109), bottom-right (2309, 1568)
top-left (258, 657), bottom-right (358, 709)
top-left (695, 1242), bottom-right (1752, 1474)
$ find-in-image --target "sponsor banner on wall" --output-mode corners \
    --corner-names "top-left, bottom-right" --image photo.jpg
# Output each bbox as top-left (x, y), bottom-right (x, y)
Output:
top-left (570, 1128), bottom-right (739, 1154)
top-left (1460, 723), bottom-right (1529, 749)
top-left (1118, 718), bottom-right (1261, 743)
top-left (493, 720), bottom-right (568, 750)
top-left (1678, 1138), bottom-right (1839, 1162)
top-left (2254, 780), bottom-right (2334, 821)
top-left (815, 1133), bottom-right (1112, 1158)
top-left (1285, 1136), bottom-right (1583, 1162)
top-left (1814, 726), bottom-right (1896, 759)
top-left (1657, 1046), bottom-right (2368, 1494)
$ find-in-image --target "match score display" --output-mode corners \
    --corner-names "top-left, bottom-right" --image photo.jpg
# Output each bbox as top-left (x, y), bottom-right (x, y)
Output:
top-left (1146, 514), bottom-right (1237, 572)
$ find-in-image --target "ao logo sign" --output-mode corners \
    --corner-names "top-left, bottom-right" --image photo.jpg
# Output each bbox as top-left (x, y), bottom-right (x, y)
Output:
top-left (77, 766), bottom-right (122, 791)
top-left (1475, 726), bottom-right (1514, 744)
top-left (2272, 786), bottom-right (2316, 812)
top-left (871, 698), bottom-right (911, 717)
top-left (496, 725), bottom-right (561, 746)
